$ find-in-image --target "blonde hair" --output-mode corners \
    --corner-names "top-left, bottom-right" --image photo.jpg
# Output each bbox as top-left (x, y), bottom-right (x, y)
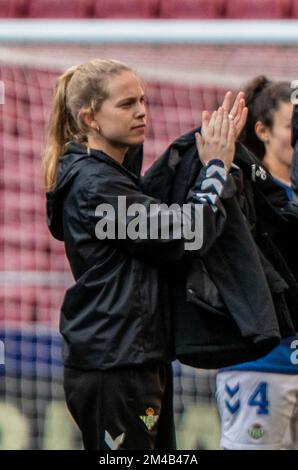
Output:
top-left (43, 58), bottom-right (134, 191)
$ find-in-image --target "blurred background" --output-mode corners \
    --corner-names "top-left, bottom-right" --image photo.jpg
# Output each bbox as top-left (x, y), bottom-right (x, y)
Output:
top-left (0, 0), bottom-right (298, 450)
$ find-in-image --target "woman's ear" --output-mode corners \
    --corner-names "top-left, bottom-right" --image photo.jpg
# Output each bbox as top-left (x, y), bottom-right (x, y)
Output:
top-left (255, 121), bottom-right (270, 144)
top-left (79, 108), bottom-right (98, 131)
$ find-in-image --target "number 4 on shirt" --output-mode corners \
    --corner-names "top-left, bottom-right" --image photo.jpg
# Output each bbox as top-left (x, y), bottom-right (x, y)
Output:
top-left (248, 382), bottom-right (269, 415)
top-left (225, 381), bottom-right (270, 415)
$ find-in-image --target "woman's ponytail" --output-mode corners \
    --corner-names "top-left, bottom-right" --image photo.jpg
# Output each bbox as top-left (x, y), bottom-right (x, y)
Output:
top-left (239, 75), bottom-right (271, 159)
top-left (43, 65), bottom-right (78, 192)
top-left (244, 75), bottom-right (270, 108)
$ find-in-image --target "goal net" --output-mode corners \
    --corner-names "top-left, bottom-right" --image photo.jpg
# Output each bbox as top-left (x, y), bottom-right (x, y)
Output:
top-left (1, 40), bottom-right (297, 449)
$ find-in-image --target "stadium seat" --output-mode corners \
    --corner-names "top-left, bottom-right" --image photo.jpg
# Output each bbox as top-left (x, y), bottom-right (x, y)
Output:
top-left (3, 165), bottom-right (31, 192)
top-left (0, 0), bottom-right (27, 17)
top-left (159, 0), bottom-right (224, 19)
top-left (189, 88), bottom-right (205, 115)
top-left (147, 82), bottom-right (164, 107)
top-left (148, 106), bottom-right (168, 138)
top-left (290, 0), bottom-right (298, 17)
top-left (27, 0), bottom-right (93, 18)
top-left (93, 0), bottom-right (159, 18)
top-left (0, 296), bottom-right (31, 323)
top-left (224, 0), bottom-right (291, 19)
top-left (47, 252), bottom-right (68, 272)
top-left (0, 285), bottom-right (60, 324)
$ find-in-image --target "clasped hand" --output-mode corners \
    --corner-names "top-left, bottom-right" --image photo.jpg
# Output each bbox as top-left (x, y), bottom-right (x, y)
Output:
top-left (196, 91), bottom-right (248, 171)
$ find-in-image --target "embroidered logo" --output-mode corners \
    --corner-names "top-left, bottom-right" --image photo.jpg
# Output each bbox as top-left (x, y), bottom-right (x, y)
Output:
top-left (105, 431), bottom-right (125, 450)
top-left (139, 407), bottom-right (159, 431)
top-left (252, 164), bottom-right (267, 182)
top-left (247, 423), bottom-right (265, 440)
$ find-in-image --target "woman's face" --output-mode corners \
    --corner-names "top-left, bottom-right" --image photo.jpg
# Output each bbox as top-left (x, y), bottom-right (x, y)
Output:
top-left (266, 101), bottom-right (294, 168)
top-left (94, 71), bottom-right (147, 150)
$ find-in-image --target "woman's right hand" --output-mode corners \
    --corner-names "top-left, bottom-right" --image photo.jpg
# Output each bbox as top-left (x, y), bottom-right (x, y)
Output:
top-left (195, 107), bottom-right (236, 171)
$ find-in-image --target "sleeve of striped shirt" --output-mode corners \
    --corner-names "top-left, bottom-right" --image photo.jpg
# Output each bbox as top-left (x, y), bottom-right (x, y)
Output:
top-left (189, 159), bottom-right (236, 215)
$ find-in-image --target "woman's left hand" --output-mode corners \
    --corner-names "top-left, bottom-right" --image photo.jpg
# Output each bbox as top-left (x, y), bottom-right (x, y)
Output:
top-left (201, 91), bottom-right (248, 141)
top-left (221, 91), bottom-right (248, 139)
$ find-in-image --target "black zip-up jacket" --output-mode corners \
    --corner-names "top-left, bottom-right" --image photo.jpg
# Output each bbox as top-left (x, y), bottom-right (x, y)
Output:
top-left (46, 141), bottom-right (235, 370)
top-left (234, 143), bottom-right (298, 333)
top-left (142, 130), bottom-right (286, 368)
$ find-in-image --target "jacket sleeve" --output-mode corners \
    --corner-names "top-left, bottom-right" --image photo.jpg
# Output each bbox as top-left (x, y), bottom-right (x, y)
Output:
top-left (80, 159), bottom-right (236, 262)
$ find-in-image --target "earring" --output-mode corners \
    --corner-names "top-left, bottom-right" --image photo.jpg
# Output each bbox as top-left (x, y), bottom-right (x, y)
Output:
top-left (96, 125), bottom-right (100, 132)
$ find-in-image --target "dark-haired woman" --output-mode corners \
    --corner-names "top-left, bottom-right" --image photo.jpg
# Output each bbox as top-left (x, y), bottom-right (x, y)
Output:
top-left (216, 76), bottom-right (298, 450)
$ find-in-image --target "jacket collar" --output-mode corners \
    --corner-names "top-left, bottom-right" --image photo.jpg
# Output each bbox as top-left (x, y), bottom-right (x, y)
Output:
top-left (88, 147), bottom-right (140, 183)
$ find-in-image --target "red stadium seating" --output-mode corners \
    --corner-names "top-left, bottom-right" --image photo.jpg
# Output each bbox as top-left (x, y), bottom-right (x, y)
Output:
top-left (27, 0), bottom-right (93, 18)
top-left (224, 0), bottom-right (291, 19)
top-left (0, 0), bottom-right (295, 19)
top-left (0, 0), bottom-right (296, 19)
top-left (0, 285), bottom-right (64, 324)
top-left (0, 0), bottom-right (27, 17)
top-left (159, 0), bottom-right (224, 19)
top-left (93, 0), bottom-right (159, 18)
top-left (290, 0), bottom-right (298, 17)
